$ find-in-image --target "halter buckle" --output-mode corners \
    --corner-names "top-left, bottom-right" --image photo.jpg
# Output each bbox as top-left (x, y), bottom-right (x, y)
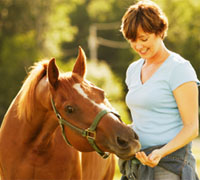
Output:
top-left (85, 129), bottom-right (96, 140)
top-left (102, 152), bottom-right (110, 159)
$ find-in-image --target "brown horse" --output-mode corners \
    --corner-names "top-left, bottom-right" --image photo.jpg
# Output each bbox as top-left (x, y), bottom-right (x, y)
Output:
top-left (81, 152), bottom-right (116, 180)
top-left (0, 47), bottom-right (140, 179)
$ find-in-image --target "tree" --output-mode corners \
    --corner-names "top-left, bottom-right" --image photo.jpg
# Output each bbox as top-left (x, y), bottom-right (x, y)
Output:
top-left (1, 0), bottom-right (200, 125)
top-left (0, 0), bottom-right (74, 122)
top-left (159, 0), bottom-right (200, 76)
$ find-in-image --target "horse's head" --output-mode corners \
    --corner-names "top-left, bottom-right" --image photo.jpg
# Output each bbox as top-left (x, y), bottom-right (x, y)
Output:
top-left (37, 47), bottom-right (140, 159)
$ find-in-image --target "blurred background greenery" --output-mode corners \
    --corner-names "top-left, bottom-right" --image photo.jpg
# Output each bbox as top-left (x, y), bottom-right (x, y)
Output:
top-left (0, 0), bottom-right (199, 178)
top-left (0, 0), bottom-right (200, 125)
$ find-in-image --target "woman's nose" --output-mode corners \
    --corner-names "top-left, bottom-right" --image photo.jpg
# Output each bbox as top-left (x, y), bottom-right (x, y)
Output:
top-left (135, 44), bottom-right (143, 50)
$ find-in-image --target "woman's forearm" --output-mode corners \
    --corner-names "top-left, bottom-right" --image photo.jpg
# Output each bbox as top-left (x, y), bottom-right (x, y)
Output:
top-left (159, 123), bottom-right (199, 158)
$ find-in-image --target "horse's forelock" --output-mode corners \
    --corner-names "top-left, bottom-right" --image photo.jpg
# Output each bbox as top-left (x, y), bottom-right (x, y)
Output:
top-left (17, 60), bottom-right (49, 120)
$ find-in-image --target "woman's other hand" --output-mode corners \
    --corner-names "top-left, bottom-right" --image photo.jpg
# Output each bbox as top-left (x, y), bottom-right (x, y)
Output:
top-left (135, 149), bottom-right (163, 167)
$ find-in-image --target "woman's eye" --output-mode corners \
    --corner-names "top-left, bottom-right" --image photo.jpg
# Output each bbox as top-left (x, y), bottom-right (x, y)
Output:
top-left (141, 38), bottom-right (148, 42)
top-left (65, 106), bottom-right (74, 114)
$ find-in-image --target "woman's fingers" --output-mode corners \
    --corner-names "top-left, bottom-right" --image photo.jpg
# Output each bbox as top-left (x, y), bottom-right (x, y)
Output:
top-left (136, 151), bottom-right (149, 165)
top-left (135, 150), bottom-right (162, 167)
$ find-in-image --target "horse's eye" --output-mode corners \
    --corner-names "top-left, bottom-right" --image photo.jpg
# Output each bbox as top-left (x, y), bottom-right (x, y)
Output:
top-left (65, 106), bottom-right (74, 114)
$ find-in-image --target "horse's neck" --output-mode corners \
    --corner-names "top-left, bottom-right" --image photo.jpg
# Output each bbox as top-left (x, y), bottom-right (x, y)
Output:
top-left (1, 96), bottom-right (58, 151)
top-left (24, 110), bottom-right (58, 150)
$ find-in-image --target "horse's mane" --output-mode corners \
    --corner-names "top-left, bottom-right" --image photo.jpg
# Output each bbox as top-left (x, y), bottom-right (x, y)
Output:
top-left (17, 60), bottom-right (49, 120)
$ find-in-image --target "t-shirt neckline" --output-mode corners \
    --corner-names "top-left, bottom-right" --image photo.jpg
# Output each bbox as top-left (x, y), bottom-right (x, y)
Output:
top-left (139, 53), bottom-right (173, 86)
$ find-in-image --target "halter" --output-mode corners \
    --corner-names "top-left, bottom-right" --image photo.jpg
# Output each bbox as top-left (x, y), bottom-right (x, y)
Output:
top-left (51, 97), bottom-right (120, 158)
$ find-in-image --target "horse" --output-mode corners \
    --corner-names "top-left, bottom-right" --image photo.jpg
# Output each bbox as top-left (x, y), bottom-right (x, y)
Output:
top-left (81, 152), bottom-right (116, 180)
top-left (0, 47), bottom-right (140, 179)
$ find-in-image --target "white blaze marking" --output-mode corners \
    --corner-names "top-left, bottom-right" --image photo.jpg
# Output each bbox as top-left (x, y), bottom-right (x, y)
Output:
top-left (73, 83), bottom-right (109, 110)
top-left (73, 83), bottom-right (119, 120)
top-left (73, 83), bottom-right (97, 106)
top-left (73, 83), bottom-right (88, 99)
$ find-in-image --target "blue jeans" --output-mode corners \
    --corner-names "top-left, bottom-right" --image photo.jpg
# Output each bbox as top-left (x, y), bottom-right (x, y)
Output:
top-left (120, 166), bottom-right (180, 180)
top-left (119, 143), bottom-right (199, 180)
top-left (154, 166), bottom-right (180, 180)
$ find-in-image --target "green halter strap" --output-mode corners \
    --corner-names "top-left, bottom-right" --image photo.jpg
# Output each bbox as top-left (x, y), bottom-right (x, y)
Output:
top-left (51, 97), bottom-right (111, 158)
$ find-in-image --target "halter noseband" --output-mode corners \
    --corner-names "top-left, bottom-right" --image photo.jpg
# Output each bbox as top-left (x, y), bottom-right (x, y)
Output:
top-left (51, 97), bottom-right (119, 159)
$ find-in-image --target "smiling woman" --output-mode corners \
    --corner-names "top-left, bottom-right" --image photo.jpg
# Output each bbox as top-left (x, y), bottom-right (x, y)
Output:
top-left (119, 0), bottom-right (200, 180)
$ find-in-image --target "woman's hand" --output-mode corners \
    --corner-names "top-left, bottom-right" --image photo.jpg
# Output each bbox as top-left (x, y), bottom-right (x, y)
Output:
top-left (135, 149), bottom-right (163, 167)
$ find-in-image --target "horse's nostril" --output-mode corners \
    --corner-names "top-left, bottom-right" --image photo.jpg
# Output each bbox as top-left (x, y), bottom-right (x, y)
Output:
top-left (117, 137), bottom-right (128, 148)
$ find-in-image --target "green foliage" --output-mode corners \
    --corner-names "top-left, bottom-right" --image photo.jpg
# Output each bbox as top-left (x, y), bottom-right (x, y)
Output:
top-left (0, 0), bottom-right (74, 121)
top-left (41, 0), bottom-right (78, 57)
top-left (0, 32), bottom-right (38, 121)
top-left (0, 0), bottom-right (200, 127)
top-left (0, 0), bottom-right (51, 121)
top-left (88, 0), bottom-right (115, 22)
top-left (158, 0), bottom-right (200, 76)
top-left (61, 0), bottom-right (136, 79)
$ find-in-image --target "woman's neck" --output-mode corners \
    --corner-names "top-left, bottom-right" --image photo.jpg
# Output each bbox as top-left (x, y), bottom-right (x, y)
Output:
top-left (145, 43), bottom-right (170, 66)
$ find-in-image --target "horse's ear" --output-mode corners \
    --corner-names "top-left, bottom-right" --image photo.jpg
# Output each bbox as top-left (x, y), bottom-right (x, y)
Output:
top-left (72, 46), bottom-right (87, 78)
top-left (47, 58), bottom-right (59, 89)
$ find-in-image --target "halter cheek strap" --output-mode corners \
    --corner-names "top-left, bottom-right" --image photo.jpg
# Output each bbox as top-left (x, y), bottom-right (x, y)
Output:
top-left (51, 98), bottom-right (112, 158)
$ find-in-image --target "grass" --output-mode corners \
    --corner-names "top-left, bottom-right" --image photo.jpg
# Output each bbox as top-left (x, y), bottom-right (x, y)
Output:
top-left (113, 138), bottom-right (200, 180)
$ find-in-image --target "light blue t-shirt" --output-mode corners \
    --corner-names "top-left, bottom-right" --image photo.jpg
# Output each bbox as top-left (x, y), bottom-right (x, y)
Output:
top-left (125, 52), bottom-right (200, 149)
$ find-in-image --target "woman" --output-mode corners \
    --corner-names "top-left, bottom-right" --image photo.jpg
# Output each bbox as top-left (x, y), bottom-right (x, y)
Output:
top-left (119, 0), bottom-right (199, 179)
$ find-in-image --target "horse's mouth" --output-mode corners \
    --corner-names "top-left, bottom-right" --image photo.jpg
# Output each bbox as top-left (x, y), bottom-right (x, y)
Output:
top-left (116, 148), bottom-right (140, 160)
top-left (109, 140), bottom-right (141, 160)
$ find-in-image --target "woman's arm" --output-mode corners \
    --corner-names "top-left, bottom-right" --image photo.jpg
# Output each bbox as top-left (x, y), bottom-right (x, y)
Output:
top-left (136, 81), bottom-right (199, 167)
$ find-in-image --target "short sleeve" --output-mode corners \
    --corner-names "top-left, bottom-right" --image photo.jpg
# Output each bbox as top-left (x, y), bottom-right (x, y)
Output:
top-left (169, 60), bottom-right (200, 91)
top-left (125, 62), bottom-right (136, 88)
top-left (125, 64), bottom-right (132, 87)
top-left (125, 67), bottom-right (129, 86)
top-left (125, 59), bottom-right (144, 88)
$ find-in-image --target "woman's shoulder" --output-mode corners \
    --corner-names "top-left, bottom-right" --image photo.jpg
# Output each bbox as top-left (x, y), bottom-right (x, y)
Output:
top-left (168, 52), bottom-right (190, 66)
top-left (167, 51), bottom-right (199, 90)
top-left (166, 51), bottom-right (194, 74)
top-left (127, 58), bottom-right (144, 73)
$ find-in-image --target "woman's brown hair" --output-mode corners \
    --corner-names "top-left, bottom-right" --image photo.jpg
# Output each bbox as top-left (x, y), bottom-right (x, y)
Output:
top-left (121, 0), bottom-right (168, 41)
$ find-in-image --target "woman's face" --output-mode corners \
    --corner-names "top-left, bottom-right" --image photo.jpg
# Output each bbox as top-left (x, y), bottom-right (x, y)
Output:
top-left (129, 26), bottom-right (163, 61)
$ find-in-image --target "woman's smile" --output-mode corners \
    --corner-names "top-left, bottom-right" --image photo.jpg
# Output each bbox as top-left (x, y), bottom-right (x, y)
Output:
top-left (138, 48), bottom-right (149, 55)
